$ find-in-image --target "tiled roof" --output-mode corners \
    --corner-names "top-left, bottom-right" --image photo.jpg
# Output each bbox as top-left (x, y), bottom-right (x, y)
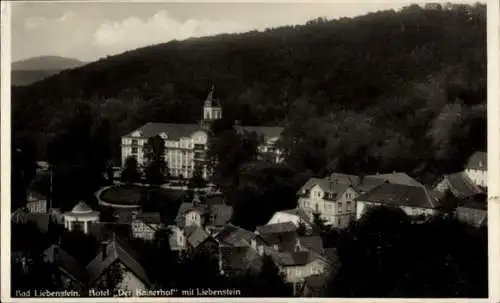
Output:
top-left (43, 244), bottom-right (88, 285)
top-left (220, 245), bottom-right (262, 273)
top-left (328, 173), bottom-right (361, 187)
top-left (211, 204), bottom-right (233, 226)
top-left (187, 227), bottom-right (210, 248)
top-left (356, 172), bottom-right (423, 193)
top-left (355, 183), bottom-right (439, 209)
top-left (125, 122), bottom-right (202, 140)
top-left (86, 237), bottom-right (151, 287)
top-left (127, 123), bottom-right (283, 141)
top-left (256, 222), bottom-right (297, 235)
top-left (298, 236), bottom-right (324, 255)
top-left (445, 172), bottom-right (484, 198)
top-left (465, 151), bottom-right (487, 171)
top-left (214, 224), bottom-right (255, 247)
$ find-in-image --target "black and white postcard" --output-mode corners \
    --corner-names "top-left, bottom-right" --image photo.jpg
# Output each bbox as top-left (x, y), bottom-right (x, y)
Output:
top-left (1, 1), bottom-right (499, 302)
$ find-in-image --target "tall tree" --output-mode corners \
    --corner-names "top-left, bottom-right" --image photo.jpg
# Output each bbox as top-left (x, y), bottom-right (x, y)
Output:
top-left (144, 135), bottom-right (167, 186)
top-left (121, 156), bottom-right (140, 185)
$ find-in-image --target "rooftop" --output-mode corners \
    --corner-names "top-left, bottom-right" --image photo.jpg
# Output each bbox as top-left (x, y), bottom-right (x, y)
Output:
top-left (356, 183), bottom-right (440, 209)
top-left (465, 151), bottom-right (487, 171)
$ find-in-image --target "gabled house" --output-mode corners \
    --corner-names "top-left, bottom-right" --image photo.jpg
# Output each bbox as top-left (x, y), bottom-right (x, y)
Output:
top-left (433, 172), bottom-right (484, 199)
top-left (175, 194), bottom-right (232, 229)
top-left (86, 237), bottom-right (151, 294)
top-left (214, 224), bottom-right (266, 275)
top-left (463, 151), bottom-right (487, 188)
top-left (43, 244), bottom-right (88, 290)
top-left (266, 249), bottom-right (329, 284)
top-left (455, 195), bottom-right (487, 228)
top-left (355, 183), bottom-right (441, 219)
top-left (131, 212), bottom-right (162, 240)
top-left (296, 177), bottom-right (359, 228)
top-left (256, 222), bottom-right (299, 252)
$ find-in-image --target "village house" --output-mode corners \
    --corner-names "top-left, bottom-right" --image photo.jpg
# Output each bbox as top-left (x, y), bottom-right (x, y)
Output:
top-left (131, 212), bottom-right (162, 240)
top-left (433, 172), bottom-right (484, 199)
top-left (63, 202), bottom-right (100, 234)
top-left (86, 236), bottom-right (151, 295)
top-left (296, 177), bottom-right (359, 228)
top-left (266, 249), bottom-right (329, 284)
top-left (43, 244), bottom-right (88, 291)
top-left (355, 183), bottom-right (442, 219)
top-left (120, 86), bottom-right (283, 179)
top-left (463, 151), bottom-right (487, 188)
top-left (174, 193), bottom-right (232, 229)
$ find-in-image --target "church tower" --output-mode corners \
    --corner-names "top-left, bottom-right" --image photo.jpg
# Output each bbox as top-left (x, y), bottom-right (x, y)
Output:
top-left (201, 85), bottom-right (222, 129)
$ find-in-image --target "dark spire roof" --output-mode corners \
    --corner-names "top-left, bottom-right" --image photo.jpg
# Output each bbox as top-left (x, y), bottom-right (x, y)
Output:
top-left (204, 85), bottom-right (220, 107)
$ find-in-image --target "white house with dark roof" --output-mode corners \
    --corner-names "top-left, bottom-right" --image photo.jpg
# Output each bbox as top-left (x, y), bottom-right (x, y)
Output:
top-left (121, 86), bottom-right (284, 179)
top-left (463, 151), bottom-right (487, 188)
top-left (355, 172), bottom-right (424, 195)
top-left (355, 183), bottom-right (442, 219)
top-left (296, 177), bottom-right (359, 228)
top-left (63, 202), bottom-right (99, 234)
top-left (433, 172), bottom-right (484, 199)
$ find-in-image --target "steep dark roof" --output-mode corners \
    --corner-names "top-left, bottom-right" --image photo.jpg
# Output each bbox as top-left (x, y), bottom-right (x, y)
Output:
top-left (127, 123), bottom-right (283, 141)
top-left (187, 227), bottom-right (210, 248)
top-left (328, 173), bottom-right (361, 187)
top-left (465, 151), bottom-right (487, 171)
top-left (27, 191), bottom-right (47, 201)
top-left (356, 172), bottom-right (423, 193)
top-left (86, 237), bottom-right (150, 287)
top-left (126, 122), bottom-right (202, 139)
top-left (355, 183), bottom-right (439, 209)
top-left (458, 195), bottom-right (487, 211)
top-left (215, 224), bottom-right (255, 247)
top-left (445, 172), bottom-right (484, 198)
top-left (298, 236), bottom-right (324, 255)
top-left (43, 245), bottom-right (88, 285)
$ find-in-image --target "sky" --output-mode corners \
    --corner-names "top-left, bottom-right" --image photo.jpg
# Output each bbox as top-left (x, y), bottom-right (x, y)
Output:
top-left (9, 1), bottom-right (469, 63)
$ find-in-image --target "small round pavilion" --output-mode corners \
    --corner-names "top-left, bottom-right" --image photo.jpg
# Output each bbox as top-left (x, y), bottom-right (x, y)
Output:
top-left (63, 201), bottom-right (99, 234)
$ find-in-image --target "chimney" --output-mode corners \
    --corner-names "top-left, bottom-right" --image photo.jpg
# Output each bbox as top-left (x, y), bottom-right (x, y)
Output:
top-left (100, 241), bottom-right (108, 260)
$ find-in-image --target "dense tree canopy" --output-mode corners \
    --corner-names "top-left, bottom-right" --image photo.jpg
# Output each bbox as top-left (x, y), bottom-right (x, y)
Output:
top-left (327, 206), bottom-right (488, 297)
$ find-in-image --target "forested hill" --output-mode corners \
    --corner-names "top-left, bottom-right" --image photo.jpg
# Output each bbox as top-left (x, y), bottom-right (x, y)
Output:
top-left (12, 4), bottom-right (486, 179)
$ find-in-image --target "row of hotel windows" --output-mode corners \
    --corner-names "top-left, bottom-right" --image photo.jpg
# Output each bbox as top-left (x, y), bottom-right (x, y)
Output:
top-left (313, 191), bottom-right (355, 200)
top-left (130, 139), bottom-right (206, 149)
top-left (302, 200), bottom-right (353, 213)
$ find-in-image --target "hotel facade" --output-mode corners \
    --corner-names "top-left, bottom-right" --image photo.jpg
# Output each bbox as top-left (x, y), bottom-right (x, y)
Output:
top-left (121, 87), bottom-right (284, 179)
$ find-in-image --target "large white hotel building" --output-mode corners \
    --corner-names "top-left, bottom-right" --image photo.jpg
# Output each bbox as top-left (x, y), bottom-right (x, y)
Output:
top-left (121, 87), bottom-right (284, 179)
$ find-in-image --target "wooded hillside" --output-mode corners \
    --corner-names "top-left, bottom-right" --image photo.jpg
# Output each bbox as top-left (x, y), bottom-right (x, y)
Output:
top-left (12, 3), bottom-right (486, 182)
